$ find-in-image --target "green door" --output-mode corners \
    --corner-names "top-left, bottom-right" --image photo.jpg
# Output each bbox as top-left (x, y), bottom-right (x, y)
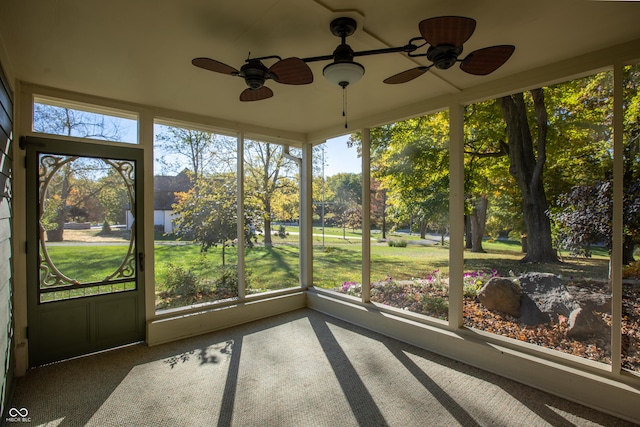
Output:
top-left (25, 136), bottom-right (145, 367)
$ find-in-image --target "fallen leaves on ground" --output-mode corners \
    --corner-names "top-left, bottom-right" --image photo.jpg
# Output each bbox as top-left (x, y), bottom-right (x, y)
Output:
top-left (360, 281), bottom-right (640, 372)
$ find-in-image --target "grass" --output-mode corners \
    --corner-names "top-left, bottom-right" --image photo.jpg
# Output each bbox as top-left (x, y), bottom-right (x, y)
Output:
top-left (42, 229), bottom-right (637, 371)
top-left (43, 245), bottom-right (133, 283)
top-left (44, 229), bottom-right (612, 308)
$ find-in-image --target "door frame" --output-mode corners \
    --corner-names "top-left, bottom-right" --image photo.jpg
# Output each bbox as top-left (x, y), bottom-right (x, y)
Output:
top-left (24, 136), bottom-right (145, 367)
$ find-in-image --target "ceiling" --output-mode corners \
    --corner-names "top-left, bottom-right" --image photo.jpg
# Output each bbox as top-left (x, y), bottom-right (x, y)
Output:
top-left (2, 0), bottom-right (640, 143)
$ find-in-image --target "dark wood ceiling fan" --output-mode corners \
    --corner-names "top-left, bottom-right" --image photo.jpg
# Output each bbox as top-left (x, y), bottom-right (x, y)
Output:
top-left (191, 55), bottom-right (313, 102)
top-left (383, 16), bottom-right (515, 84)
top-left (191, 16), bottom-right (515, 101)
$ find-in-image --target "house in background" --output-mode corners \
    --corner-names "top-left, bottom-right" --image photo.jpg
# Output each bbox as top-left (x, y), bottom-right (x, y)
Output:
top-left (125, 169), bottom-right (191, 234)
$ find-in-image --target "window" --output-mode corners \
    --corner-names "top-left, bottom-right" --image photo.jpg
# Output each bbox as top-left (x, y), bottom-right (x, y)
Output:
top-left (622, 62), bottom-right (640, 375)
top-left (314, 136), bottom-right (363, 296)
top-left (33, 96), bottom-right (137, 144)
top-left (244, 139), bottom-right (301, 293)
top-left (463, 72), bottom-right (616, 366)
top-left (153, 122), bottom-right (239, 310)
top-left (328, 114), bottom-right (452, 323)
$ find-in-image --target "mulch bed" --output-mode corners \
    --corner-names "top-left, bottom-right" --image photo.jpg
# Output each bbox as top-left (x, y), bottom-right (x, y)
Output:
top-left (342, 280), bottom-right (640, 372)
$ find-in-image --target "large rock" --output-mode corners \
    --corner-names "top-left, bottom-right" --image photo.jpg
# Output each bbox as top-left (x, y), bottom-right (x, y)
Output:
top-left (477, 272), bottom-right (610, 338)
top-left (477, 277), bottom-right (522, 317)
top-left (518, 273), bottom-right (579, 326)
top-left (567, 307), bottom-right (609, 339)
top-left (566, 284), bottom-right (611, 312)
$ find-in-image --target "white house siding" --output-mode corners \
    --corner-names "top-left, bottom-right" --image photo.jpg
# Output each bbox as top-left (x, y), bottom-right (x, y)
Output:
top-left (126, 209), bottom-right (175, 234)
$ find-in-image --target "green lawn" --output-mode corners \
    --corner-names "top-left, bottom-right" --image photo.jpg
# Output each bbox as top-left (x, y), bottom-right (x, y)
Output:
top-left (44, 230), bottom-right (611, 308)
top-left (44, 245), bottom-right (133, 283)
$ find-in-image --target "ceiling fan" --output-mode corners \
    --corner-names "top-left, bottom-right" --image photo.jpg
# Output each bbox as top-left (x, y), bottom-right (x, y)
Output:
top-left (383, 16), bottom-right (515, 84)
top-left (191, 16), bottom-right (515, 101)
top-left (191, 55), bottom-right (313, 101)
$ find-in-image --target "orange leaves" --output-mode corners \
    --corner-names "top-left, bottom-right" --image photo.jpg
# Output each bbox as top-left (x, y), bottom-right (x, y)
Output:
top-left (463, 296), bottom-right (611, 364)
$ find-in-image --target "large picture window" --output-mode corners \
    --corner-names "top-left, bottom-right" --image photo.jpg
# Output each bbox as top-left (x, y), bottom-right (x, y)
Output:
top-left (153, 122), bottom-right (239, 310)
top-left (243, 140), bottom-right (301, 293)
top-left (463, 72), bottom-right (616, 366)
top-left (313, 137), bottom-right (363, 296)
top-left (622, 63), bottom-right (640, 374)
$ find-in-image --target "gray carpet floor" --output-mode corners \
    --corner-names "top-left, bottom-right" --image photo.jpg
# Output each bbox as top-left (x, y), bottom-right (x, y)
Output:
top-left (8, 308), bottom-right (638, 426)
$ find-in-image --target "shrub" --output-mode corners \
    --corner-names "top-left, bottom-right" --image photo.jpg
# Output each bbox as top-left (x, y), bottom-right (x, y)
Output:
top-left (387, 238), bottom-right (408, 247)
top-left (164, 263), bottom-right (199, 297)
top-left (463, 270), bottom-right (498, 298)
top-left (624, 261), bottom-right (640, 279)
top-left (418, 269), bottom-right (446, 291)
top-left (215, 265), bottom-right (239, 293)
top-left (339, 281), bottom-right (362, 296)
top-left (421, 295), bottom-right (448, 319)
top-left (212, 264), bottom-right (252, 296)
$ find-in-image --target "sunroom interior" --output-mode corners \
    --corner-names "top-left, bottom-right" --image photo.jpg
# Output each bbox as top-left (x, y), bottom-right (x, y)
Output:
top-left (1, 0), bottom-right (640, 423)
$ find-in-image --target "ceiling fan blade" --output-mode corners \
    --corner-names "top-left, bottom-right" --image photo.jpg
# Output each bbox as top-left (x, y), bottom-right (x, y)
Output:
top-left (419, 16), bottom-right (476, 47)
top-left (239, 86), bottom-right (273, 102)
top-left (460, 45), bottom-right (515, 75)
top-left (269, 58), bottom-right (314, 85)
top-left (383, 67), bottom-right (429, 84)
top-left (192, 57), bottom-right (239, 75)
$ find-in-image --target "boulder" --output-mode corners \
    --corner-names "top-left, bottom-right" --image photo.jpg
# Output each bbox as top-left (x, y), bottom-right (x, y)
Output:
top-left (518, 273), bottom-right (579, 326)
top-left (477, 277), bottom-right (522, 317)
top-left (567, 307), bottom-right (609, 339)
top-left (566, 285), bottom-right (611, 312)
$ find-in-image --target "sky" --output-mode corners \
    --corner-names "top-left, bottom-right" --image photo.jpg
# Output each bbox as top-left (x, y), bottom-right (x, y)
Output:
top-left (322, 135), bottom-right (361, 176)
top-left (150, 126), bottom-right (362, 177)
top-left (35, 98), bottom-right (362, 177)
top-left (49, 101), bottom-right (362, 177)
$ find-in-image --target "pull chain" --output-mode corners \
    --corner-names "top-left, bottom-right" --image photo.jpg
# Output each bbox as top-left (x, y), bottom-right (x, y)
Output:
top-left (342, 86), bottom-right (348, 129)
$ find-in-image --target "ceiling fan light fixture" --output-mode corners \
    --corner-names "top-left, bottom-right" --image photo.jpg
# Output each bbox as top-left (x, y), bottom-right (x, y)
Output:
top-left (323, 61), bottom-right (365, 88)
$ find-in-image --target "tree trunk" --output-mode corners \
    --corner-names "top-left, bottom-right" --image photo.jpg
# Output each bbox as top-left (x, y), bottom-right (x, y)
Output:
top-left (623, 236), bottom-right (635, 265)
top-left (263, 216), bottom-right (272, 247)
top-left (47, 165), bottom-right (72, 242)
top-left (381, 190), bottom-right (387, 239)
top-left (464, 215), bottom-right (473, 249)
top-left (419, 220), bottom-right (427, 239)
top-left (499, 89), bottom-right (558, 263)
top-left (470, 195), bottom-right (488, 253)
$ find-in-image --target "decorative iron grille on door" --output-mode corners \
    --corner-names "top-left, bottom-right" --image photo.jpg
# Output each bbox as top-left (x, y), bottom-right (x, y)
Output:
top-left (37, 154), bottom-right (138, 303)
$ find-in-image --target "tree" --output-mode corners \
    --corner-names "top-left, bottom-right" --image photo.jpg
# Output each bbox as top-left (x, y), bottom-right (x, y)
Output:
top-left (33, 103), bottom-right (123, 140)
top-left (34, 102), bottom-right (123, 241)
top-left (621, 64), bottom-right (640, 263)
top-left (172, 173), bottom-right (257, 265)
top-left (325, 173), bottom-right (362, 236)
top-left (350, 72), bottom-right (626, 265)
top-left (244, 141), bottom-right (298, 246)
top-left (551, 180), bottom-right (640, 264)
top-left (370, 178), bottom-right (387, 238)
top-left (155, 126), bottom-right (231, 181)
top-left (464, 100), bottom-right (515, 251)
top-left (365, 114), bottom-right (450, 240)
top-left (344, 206), bottom-right (363, 232)
top-left (96, 166), bottom-right (130, 225)
top-left (550, 64), bottom-right (640, 264)
top-left (499, 89), bottom-right (558, 263)
top-left (465, 71), bottom-right (617, 258)
top-left (270, 177), bottom-right (299, 224)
